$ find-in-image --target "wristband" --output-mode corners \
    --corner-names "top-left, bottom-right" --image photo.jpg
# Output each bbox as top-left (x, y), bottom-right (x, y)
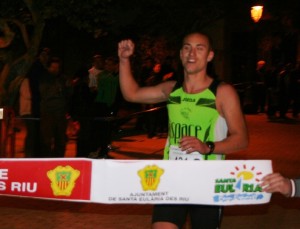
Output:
top-left (205, 141), bottom-right (215, 155)
top-left (290, 179), bottom-right (296, 197)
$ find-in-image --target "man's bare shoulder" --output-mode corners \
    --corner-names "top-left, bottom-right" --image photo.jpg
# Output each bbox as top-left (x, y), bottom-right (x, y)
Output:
top-left (216, 81), bottom-right (241, 113)
top-left (160, 80), bottom-right (177, 98)
top-left (216, 81), bottom-right (238, 98)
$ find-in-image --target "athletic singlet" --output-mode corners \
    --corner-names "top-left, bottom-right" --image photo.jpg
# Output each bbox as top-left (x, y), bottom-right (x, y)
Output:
top-left (164, 79), bottom-right (228, 160)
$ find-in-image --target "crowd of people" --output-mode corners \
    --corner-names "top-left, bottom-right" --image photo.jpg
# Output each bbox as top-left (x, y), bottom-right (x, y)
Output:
top-left (136, 57), bottom-right (177, 139)
top-left (18, 46), bottom-right (181, 158)
top-left (249, 60), bottom-right (300, 120)
top-left (19, 49), bottom-right (120, 159)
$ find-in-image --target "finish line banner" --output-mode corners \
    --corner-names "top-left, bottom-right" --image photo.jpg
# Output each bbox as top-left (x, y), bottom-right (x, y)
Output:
top-left (0, 159), bottom-right (272, 205)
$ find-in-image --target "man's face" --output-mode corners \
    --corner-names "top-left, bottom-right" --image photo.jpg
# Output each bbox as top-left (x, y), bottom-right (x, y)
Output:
top-left (94, 57), bottom-right (104, 70)
top-left (48, 62), bottom-right (60, 75)
top-left (39, 52), bottom-right (49, 66)
top-left (180, 33), bottom-right (214, 75)
top-left (104, 60), bottom-right (116, 73)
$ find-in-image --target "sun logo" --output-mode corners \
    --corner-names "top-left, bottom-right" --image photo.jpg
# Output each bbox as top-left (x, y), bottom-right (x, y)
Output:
top-left (230, 164), bottom-right (262, 181)
top-left (230, 164), bottom-right (263, 191)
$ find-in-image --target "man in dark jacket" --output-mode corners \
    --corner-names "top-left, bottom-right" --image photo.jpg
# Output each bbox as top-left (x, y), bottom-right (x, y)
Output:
top-left (39, 57), bottom-right (70, 157)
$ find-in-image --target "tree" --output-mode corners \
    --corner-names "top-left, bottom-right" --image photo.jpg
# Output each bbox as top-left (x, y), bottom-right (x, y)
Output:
top-left (0, 0), bottom-right (224, 106)
top-left (0, 0), bottom-right (115, 106)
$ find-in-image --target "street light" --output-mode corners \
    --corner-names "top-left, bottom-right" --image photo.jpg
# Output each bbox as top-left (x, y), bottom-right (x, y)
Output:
top-left (251, 5), bottom-right (263, 23)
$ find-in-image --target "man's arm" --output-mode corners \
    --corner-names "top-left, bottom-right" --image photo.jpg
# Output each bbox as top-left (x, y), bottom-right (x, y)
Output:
top-left (179, 82), bottom-right (248, 155)
top-left (118, 40), bottom-right (176, 104)
top-left (215, 83), bottom-right (248, 154)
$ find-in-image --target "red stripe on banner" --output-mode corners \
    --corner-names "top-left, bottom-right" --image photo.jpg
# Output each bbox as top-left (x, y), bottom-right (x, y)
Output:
top-left (0, 159), bottom-right (92, 201)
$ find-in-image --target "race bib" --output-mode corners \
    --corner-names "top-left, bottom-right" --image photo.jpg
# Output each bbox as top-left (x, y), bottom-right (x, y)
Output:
top-left (169, 145), bottom-right (204, 160)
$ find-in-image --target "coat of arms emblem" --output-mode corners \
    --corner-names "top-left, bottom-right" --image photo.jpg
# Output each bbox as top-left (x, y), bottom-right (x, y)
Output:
top-left (138, 165), bottom-right (164, 191)
top-left (47, 165), bottom-right (80, 196)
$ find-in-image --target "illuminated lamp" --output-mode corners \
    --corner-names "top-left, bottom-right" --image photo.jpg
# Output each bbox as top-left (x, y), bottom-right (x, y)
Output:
top-left (251, 5), bottom-right (263, 23)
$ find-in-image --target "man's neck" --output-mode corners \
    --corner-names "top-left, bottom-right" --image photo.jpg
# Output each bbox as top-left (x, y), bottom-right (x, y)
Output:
top-left (183, 74), bottom-right (212, 94)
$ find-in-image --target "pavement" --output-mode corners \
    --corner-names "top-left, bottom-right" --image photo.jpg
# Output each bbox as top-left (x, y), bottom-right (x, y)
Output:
top-left (0, 112), bottom-right (300, 228)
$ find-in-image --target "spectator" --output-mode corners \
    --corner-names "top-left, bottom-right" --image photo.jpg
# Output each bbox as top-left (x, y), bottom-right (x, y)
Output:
top-left (20, 48), bottom-right (51, 157)
top-left (144, 63), bottom-right (164, 139)
top-left (91, 56), bottom-right (120, 158)
top-left (39, 57), bottom-right (70, 157)
top-left (88, 54), bottom-right (104, 92)
top-left (19, 78), bottom-right (35, 157)
top-left (69, 67), bottom-right (96, 157)
top-left (253, 60), bottom-right (267, 113)
top-left (290, 63), bottom-right (300, 118)
top-left (277, 63), bottom-right (293, 119)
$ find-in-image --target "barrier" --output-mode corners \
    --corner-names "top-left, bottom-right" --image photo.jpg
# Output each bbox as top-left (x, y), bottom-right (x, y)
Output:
top-left (0, 106), bottom-right (165, 158)
top-left (0, 158), bottom-right (272, 205)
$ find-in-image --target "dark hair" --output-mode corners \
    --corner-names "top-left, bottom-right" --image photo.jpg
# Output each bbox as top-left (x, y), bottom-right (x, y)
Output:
top-left (182, 31), bottom-right (214, 51)
top-left (105, 56), bottom-right (118, 64)
top-left (93, 54), bottom-right (103, 60)
top-left (38, 47), bottom-right (51, 56)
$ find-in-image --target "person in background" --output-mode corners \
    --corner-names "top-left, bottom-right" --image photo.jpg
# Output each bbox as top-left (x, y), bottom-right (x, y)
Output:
top-left (253, 60), bottom-right (267, 113)
top-left (19, 77), bottom-right (35, 157)
top-left (88, 54), bottom-right (104, 92)
top-left (91, 56), bottom-right (120, 158)
top-left (144, 63), bottom-right (164, 139)
top-left (290, 62), bottom-right (300, 118)
top-left (39, 57), bottom-right (70, 157)
top-left (135, 57), bottom-right (155, 132)
top-left (265, 65), bottom-right (280, 120)
top-left (20, 48), bottom-right (51, 157)
top-left (261, 173), bottom-right (300, 197)
top-left (69, 67), bottom-right (96, 157)
top-left (27, 48), bottom-right (51, 117)
top-left (277, 63), bottom-right (293, 120)
top-left (118, 31), bottom-right (248, 229)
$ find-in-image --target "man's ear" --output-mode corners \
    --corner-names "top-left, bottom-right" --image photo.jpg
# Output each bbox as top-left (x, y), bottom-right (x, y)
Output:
top-left (207, 51), bottom-right (214, 62)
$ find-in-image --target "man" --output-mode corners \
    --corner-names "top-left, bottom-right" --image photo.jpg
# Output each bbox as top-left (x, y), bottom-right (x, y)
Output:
top-left (88, 54), bottom-right (104, 92)
top-left (253, 60), bottom-right (267, 113)
top-left (39, 57), bottom-right (70, 158)
top-left (27, 48), bottom-right (51, 117)
top-left (261, 173), bottom-right (300, 197)
top-left (19, 77), bottom-right (34, 157)
top-left (91, 56), bottom-right (120, 158)
top-left (20, 48), bottom-right (51, 157)
top-left (118, 31), bottom-right (248, 228)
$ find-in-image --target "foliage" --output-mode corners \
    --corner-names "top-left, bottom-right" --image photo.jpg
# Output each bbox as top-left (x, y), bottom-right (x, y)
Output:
top-left (0, 0), bottom-right (225, 106)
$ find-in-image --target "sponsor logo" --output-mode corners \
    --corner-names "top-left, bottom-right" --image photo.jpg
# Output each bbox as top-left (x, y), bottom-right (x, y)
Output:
top-left (213, 164), bottom-right (264, 203)
top-left (180, 107), bottom-right (191, 120)
top-left (138, 165), bottom-right (164, 191)
top-left (169, 122), bottom-right (202, 144)
top-left (47, 165), bottom-right (80, 196)
top-left (182, 97), bottom-right (195, 102)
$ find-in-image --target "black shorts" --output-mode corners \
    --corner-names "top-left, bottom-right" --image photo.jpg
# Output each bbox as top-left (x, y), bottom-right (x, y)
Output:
top-left (152, 204), bottom-right (222, 229)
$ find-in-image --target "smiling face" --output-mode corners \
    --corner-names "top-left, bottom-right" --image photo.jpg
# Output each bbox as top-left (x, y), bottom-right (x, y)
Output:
top-left (180, 33), bottom-right (214, 76)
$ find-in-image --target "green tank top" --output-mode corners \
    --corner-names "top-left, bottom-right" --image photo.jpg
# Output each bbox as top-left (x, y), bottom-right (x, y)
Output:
top-left (164, 79), bottom-right (228, 160)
